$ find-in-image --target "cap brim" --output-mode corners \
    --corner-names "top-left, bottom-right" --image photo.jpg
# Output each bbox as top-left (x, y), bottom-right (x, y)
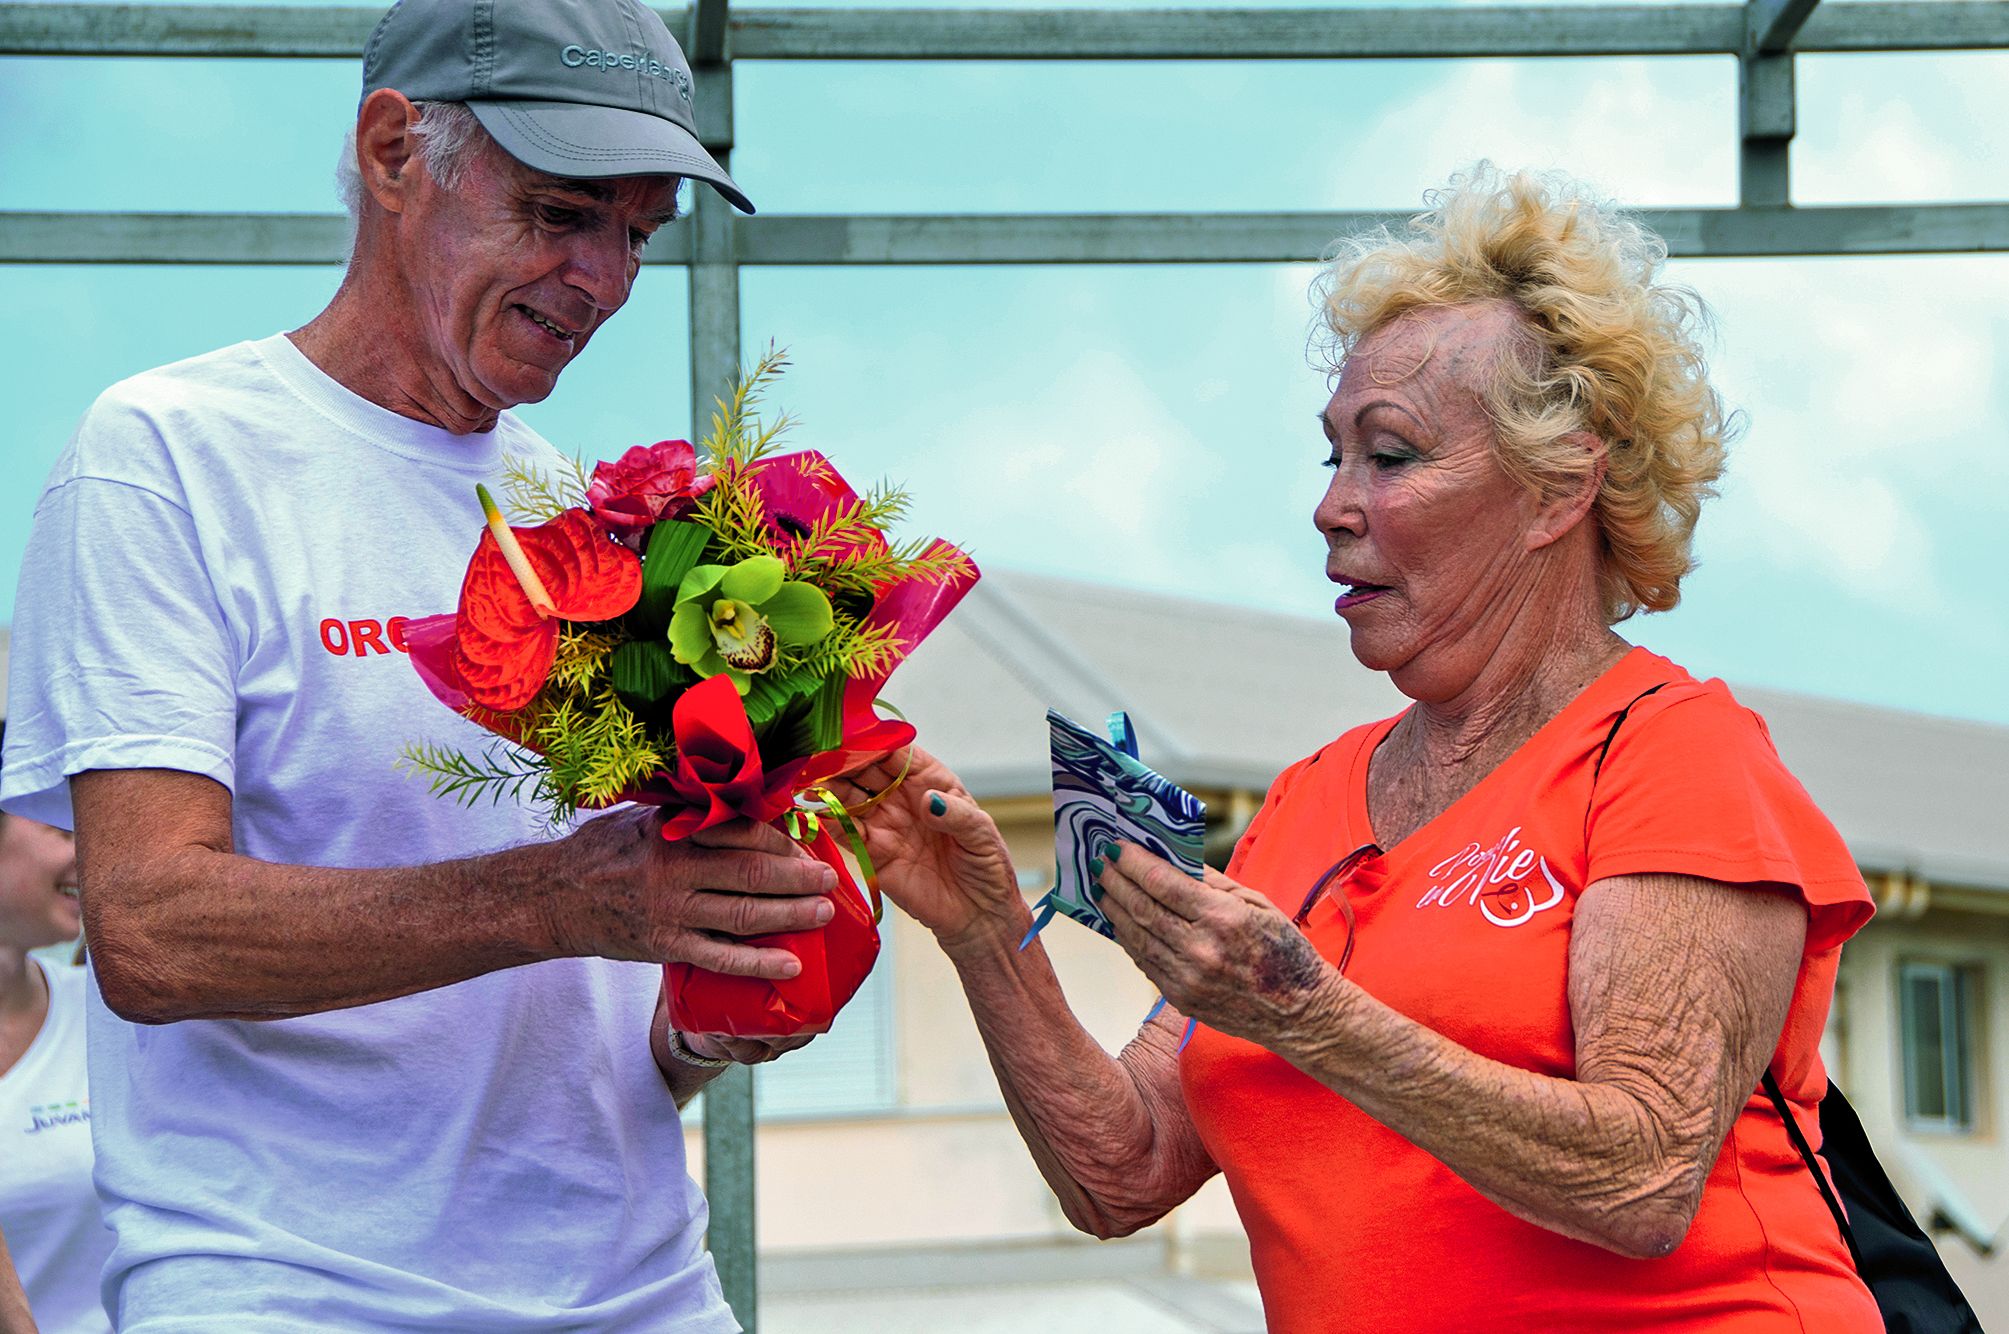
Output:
top-left (468, 101), bottom-right (754, 214)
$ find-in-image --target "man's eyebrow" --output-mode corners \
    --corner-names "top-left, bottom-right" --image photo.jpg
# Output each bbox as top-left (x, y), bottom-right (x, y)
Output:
top-left (551, 178), bottom-right (614, 202)
top-left (547, 178), bottom-right (680, 227)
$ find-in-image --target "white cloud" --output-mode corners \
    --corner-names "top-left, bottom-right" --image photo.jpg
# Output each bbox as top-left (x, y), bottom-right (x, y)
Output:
top-left (1684, 255), bottom-right (2009, 614)
top-left (894, 348), bottom-right (1232, 589)
top-left (1337, 56), bottom-right (1734, 209)
top-left (1796, 53), bottom-right (2009, 205)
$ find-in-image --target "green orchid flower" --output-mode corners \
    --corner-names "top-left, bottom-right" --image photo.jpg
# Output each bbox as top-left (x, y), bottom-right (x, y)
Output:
top-left (667, 555), bottom-right (835, 694)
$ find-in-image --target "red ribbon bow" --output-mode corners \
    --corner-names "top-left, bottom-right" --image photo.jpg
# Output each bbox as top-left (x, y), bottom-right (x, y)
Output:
top-left (655, 675), bottom-right (885, 1037)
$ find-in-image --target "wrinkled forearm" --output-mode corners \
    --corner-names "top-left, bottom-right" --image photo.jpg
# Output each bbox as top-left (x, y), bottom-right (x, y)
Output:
top-left (1277, 976), bottom-right (1709, 1258)
top-left (83, 839), bottom-right (569, 1024)
top-left (944, 922), bottom-right (1216, 1238)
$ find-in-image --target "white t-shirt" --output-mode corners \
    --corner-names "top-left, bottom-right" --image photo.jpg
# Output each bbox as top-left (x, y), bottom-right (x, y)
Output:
top-left (0, 335), bottom-right (735, 1333)
top-left (0, 960), bottom-right (113, 1334)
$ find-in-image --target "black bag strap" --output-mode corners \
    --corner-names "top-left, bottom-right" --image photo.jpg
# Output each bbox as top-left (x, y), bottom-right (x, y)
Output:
top-left (1592, 681), bottom-right (1670, 781)
top-left (1762, 1071), bottom-right (1869, 1275)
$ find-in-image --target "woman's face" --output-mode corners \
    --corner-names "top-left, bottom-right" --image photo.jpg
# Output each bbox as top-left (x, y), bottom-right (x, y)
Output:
top-left (1312, 302), bottom-right (1558, 700)
top-left (0, 814), bottom-right (80, 951)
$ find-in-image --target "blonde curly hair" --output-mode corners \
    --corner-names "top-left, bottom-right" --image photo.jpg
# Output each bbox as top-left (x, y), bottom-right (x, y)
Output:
top-left (1314, 165), bottom-right (1735, 622)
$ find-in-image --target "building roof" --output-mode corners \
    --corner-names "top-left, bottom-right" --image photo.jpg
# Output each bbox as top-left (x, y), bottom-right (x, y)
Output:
top-left (5, 571), bottom-right (2005, 890)
top-left (889, 570), bottom-right (2009, 894)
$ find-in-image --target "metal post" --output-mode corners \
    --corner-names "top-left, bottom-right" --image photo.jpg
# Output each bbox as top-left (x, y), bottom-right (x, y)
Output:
top-left (690, 183), bottom-right (757, 1324)
top-left (1739, 0), bottom-right (1819, 207)
top-left (686, 9), bottom-right (755, 1324)
top-left (701, 1065), bottom-right (758, 1331)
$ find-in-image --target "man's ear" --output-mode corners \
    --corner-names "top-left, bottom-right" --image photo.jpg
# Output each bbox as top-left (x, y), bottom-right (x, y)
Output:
top-left (355, 89), bottom-right (422, 216)
top-left (1526, 430), bottom-right (1608, 551)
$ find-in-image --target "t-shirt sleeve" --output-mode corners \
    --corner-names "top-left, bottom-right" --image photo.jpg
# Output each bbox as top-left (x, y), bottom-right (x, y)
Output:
top-left (1585, 690), bottom-right (1873, 953)
top-left (1225, 751), bottom-right (1321, 882)
top-left (0, 400), bottom-right (238, 830)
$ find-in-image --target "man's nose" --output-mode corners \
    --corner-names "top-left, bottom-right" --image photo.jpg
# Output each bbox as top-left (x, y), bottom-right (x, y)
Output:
top-left (562, 228), bottom-right (636, 312)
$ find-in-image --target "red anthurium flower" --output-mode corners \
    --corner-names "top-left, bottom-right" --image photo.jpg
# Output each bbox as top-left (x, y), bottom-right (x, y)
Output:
top-left (452, 507), bottom-right (642, 711)
top-left (587, 440), bottom-right (710, 538)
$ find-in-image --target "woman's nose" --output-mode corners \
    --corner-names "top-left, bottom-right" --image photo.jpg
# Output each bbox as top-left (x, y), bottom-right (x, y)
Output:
top-left (1314, 468), bottom-right (1367, 539)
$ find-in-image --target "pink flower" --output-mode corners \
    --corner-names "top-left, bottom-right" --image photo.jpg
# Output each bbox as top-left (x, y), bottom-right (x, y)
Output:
top-left (743, 451), bottom-right (888, 559)
top-left (586, 440), bottom-right (711, 537)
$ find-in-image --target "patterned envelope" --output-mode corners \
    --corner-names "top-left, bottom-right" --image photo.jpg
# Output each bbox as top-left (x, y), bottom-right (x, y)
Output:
top-left (1034, 710), bottom-right (1207, 942)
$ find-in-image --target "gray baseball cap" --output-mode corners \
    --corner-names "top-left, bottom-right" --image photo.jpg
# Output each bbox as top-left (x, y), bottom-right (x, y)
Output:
top-left (362, 0), bottom-right (753, 213)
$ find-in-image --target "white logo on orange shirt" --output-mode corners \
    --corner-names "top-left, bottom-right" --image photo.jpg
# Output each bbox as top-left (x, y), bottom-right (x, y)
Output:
top-left (1415, 826), bottom-right (1569, 928)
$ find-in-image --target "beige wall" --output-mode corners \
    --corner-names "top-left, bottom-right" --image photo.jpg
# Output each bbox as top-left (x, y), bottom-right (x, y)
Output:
top-left (1832, 905), bottom-right (2009, 1324)
top-left (703, 798), bottom-right (2009, 1311)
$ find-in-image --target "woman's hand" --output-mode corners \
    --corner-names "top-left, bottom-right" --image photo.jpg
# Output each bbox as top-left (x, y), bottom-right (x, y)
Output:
top-left (825, 747), bottom-right (1025, 954)
top-left (1095, 841), bottom-right (1340, 1050)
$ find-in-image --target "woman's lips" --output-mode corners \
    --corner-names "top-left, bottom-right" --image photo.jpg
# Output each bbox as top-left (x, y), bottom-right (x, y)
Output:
top-left (1334, 583), bottom-right (1390, 611)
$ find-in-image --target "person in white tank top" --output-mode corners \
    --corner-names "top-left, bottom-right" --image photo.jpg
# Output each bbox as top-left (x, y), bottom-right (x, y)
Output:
top-left (0, 724), bottom-right (110, 1334)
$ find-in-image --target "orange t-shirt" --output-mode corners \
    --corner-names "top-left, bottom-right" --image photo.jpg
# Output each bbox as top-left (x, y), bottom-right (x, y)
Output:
top-left (1180, 648), bottom-right (1882, 1332)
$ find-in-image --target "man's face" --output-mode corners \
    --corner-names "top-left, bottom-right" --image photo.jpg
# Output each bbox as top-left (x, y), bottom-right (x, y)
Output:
top-left (399, 141), bottom-right (680, 412)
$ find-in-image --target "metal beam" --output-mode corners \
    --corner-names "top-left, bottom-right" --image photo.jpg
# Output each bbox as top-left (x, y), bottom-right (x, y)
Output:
top-left (690, 0), bottom-right (729, 64)
top-left (728, 5), bottom-right (1746, 59)
top-left (5, 3), bottom-right (2007, 60)
top-left (1749, 0), bottom-right (1823, 54)
top-left (9, 205), bottom-right (2009, 266)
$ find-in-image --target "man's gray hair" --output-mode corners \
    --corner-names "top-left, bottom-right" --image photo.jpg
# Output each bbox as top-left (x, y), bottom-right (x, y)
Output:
top-left (335, 101), bottom-right (488, 221)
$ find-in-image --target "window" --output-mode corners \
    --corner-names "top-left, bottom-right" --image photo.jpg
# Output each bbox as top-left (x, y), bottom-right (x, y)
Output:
top-left (753, 924), bottom-right (897, 1120)
top-left (1899, 962), bottom-right (1978, 1132)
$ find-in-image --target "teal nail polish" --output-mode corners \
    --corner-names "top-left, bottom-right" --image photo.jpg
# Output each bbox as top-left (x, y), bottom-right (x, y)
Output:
top-left (928, 794), bottom-right (946, 816)
top-left (1088, 856), bottom-right (1105, 877)
top-left (1102, 842), bottom-right (1121, 862)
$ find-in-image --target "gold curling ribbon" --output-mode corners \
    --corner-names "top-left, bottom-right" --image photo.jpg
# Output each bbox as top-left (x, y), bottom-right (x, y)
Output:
top-left (801, 698), bottom-right (915, 816)
top-left (799, 786), bottom-right (884, 924)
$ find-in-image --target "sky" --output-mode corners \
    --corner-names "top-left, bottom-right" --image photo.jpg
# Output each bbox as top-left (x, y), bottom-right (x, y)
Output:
top-left (2, 0), bottom-right (2006, 730)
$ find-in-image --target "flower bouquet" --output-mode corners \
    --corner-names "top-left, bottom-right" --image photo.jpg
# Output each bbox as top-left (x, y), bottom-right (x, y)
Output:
top-left (399, 350), bottom-right (977, 1036)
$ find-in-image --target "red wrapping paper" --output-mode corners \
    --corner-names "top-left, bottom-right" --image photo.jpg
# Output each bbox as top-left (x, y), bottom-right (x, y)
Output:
top-left (663, 821), bottom-right (881, 1037)
top-left (650, 675), bottom-right (887, 1038)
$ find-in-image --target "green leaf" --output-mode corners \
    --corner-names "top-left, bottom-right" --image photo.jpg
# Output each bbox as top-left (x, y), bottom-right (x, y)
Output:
top-left (638, 521), bottom-right (712, 629)
top-left (755, 689), bottom-right (821, 772)
top-left (742, 662), bottom-right (819, 727)
top-left (762, 581), bottom-right (835, 647)
top-left (609, 639), bottom-right (687, 705)
top-left (720, 554), bottom-right (786, 604)
top-left (809, 671), bottom-right (847, 754)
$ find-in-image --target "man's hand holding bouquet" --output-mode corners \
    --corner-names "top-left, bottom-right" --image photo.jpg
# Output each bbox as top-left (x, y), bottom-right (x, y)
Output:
top-left (400, 351), bottom-right (977, 1039)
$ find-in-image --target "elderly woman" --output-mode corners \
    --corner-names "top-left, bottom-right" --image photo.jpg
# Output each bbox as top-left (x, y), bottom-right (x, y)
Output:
top-left (848, 168), bottom-right (1880, 1330)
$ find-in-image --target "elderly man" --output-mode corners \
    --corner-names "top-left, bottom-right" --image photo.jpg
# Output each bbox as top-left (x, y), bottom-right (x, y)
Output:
top-left (0, 1), bottom-right (819, 1329)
